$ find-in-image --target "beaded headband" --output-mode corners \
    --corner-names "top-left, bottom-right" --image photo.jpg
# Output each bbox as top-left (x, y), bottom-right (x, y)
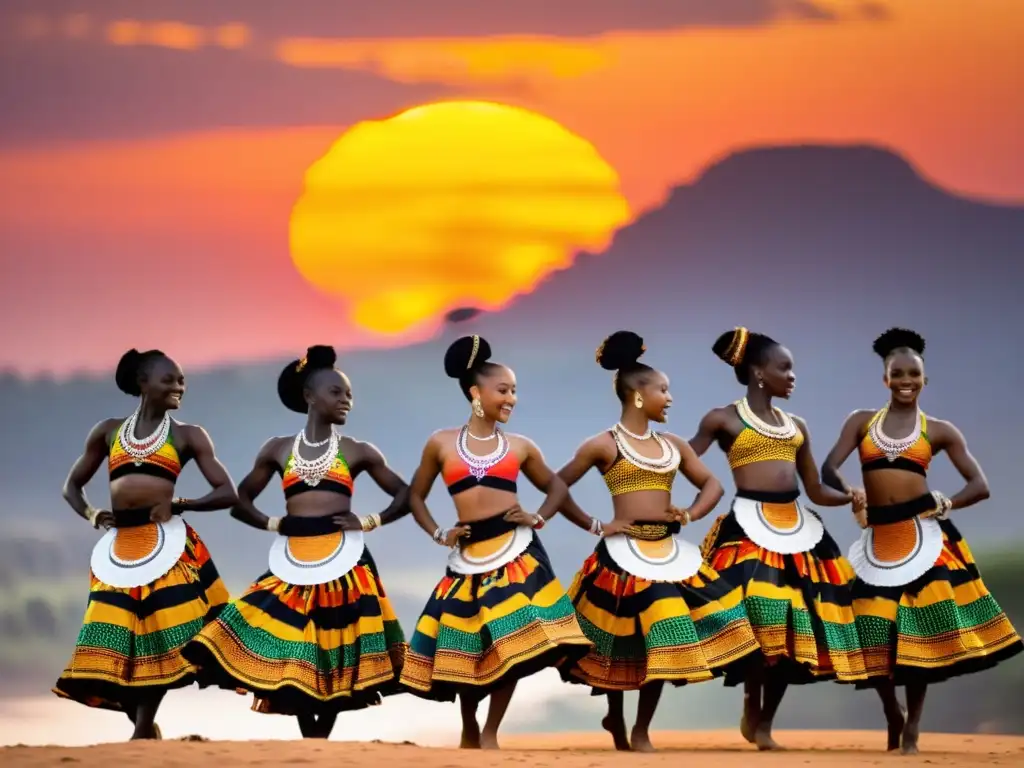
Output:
top-left (466, 335), bottom-right (481, 369)
top-left (725, 327), bottom-right (749, 367)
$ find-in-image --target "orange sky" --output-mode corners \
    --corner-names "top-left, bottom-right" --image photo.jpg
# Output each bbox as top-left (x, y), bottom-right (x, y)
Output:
top-left (2, 0), bottom-right (1021, 376)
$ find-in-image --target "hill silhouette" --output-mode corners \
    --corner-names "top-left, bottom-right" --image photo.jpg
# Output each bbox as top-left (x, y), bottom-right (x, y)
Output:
top-left (4, 144), bottom-right (1022, 728)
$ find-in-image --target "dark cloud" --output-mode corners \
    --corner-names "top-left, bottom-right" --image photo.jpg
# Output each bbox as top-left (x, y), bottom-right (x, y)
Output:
top-left (3, 0), bottom-right (836, 39)
top-left (0, 42), bottom-right (448, 144)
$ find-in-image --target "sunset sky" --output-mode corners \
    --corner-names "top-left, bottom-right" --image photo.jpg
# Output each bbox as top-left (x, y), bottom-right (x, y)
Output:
top-left (2, 0), bottom-right (1021, 376)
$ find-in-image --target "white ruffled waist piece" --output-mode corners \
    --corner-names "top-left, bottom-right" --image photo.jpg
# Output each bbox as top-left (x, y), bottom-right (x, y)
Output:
top-left (730, 493), bottom-right (825, 555)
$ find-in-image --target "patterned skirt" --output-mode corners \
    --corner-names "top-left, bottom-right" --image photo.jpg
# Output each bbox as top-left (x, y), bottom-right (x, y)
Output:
top-left (848, 496), bottom-right (1022, 686)
top-left (700, 489), bottom-right (868, 684)
top-left (399, 515), bottom-right (592, 701)
top-left (53, 520), bottom-right (229, 711)
top-left (183, 545), bottom-right (405, 716)
top-left (560, 521), bottom-right (760, 692)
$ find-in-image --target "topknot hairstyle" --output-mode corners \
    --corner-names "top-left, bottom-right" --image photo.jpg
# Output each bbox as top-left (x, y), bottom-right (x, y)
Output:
top-left (115, 348), bottom-right (169, 397)
top-left (712, 327), bottom-right (780, 386)
top-left (277, 345), bottom-right (338, 413)
top-left (445, 335), bottom-right (504, 400)
top-left (596, 330), bottom-right (656, 402)
top-left (872, 327), bottom-right (926, 360)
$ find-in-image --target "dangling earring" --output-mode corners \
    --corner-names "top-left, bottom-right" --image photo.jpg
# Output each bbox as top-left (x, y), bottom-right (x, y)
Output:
top-left (634, 393), bottom-right (644, 409)
top-left (471, 397), bottom-right (485, 418)
top-left (757, 378), bottom-right (764, 389)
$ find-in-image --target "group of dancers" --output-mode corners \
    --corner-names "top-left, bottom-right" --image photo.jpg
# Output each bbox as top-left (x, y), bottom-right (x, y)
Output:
top-left (53, 327), bottom-right (1022, 755)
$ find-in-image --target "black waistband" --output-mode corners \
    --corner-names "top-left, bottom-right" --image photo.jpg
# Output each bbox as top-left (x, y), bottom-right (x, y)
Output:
top-left (447, 475), bottom-right (518, 497)
top-left (866, 493), bottom-right (935, 525)
top-left (284, 481), bottom-right (352, 500)
top-left (622, 519), bottom-right (681, 540)
top-left (463, 511), bottom-right (519, 543)
top-left (735, 488), bottom-right (800, 504)
top-left (862, 457), bottom-right (927, 477)
top-left (112, 507), bottom-right (183, 528)
top-left (278, 514), bottom-right (346, 537)
top-left (109, 463), bottom-right (180, 484)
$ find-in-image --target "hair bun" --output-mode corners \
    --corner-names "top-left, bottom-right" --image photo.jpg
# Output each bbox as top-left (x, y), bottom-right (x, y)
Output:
top-left (712, 327), bottom-right (749, 367)
top-left (444, 335), bottom-right (492, 378)
top-left (277, 345), bottom-right (338, 413)
top-left (303, 345), bottom-right (337, 370)
top-left (115, 348), bottom-right (144, 396)
top-left (872, 328), bottom-right (926, 359)
top-left (596, 331), bottom-right (645, 371)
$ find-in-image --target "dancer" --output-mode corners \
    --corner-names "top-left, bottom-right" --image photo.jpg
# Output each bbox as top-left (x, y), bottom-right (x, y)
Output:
top-left (821, 328), bottom-right (1022, 754)
top-left (54, 349), bottom-right (236, 740)
top-left (400, 334), bottom-right (592, 750)
top-left (555, 331), bottom-right (760, 752)
top-left (689, 327), bottom-right (868, 750)
top-left (183, 346), bottom-right (409, 739)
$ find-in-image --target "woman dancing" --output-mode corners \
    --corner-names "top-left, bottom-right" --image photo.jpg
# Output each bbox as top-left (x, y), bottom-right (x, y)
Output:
top-left (183, 346), bottom-right (410, 739)
top-left (821, 328), bottom-right (1022, 754)
top-left (400, 334), bottom-right (592, 750)
top-left (54, 349), bottom-right (236, 740)
top-left (689, 327), bottom-right (868, 750)
top-left (555, 331), bottom-right (760, 752)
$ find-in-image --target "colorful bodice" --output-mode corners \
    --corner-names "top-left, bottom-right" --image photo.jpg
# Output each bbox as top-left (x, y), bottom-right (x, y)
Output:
top-left (282, 446), bottom-right (354, 498)
top-left (726, 421), bottom-right (804, 470)
top-left (442, 451), bottom-right (520, 497)
top-left (859, 410), bottom-right (931, 476)
top-left (108, 422), bottom-right (182, 483)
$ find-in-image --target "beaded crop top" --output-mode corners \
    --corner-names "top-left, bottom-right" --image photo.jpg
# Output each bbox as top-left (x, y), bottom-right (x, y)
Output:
top-left (726, 400), bottom-right (804, 470)
top-left (858, 409), bottom-right (931, 476)
top-left (282, 446), bottom-right (354, 499)
top-left (108, 421), bottom-right (182, 483)
top-left (443, 451), bottom-right (520, 497)
top-left (602, 427), bottom-right (680, 497)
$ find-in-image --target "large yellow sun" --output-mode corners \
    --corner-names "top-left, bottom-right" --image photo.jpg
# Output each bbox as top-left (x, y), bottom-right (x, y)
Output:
top-left (289, 100), bottom-right (631, 335)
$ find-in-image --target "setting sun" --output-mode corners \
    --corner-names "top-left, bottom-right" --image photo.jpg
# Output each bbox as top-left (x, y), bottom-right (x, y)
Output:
top-left (288, 100), bottom-right (632, 336)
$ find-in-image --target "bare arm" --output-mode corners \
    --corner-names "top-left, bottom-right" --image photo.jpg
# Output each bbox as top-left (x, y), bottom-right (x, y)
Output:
top-left (174, 425), bottom-right (238, 512)
top-left (794, 417), bottom-right (853, 507)
top-left (355, 441), bottom-right (411, 526)
top-left (665, 434), bottom-right (724, 522)
top-left (689, 409), bottom-right (725, 458)
top-left (230, 438), bottom-right (283, 531)
top-left (821, 410), bottom-right (872, 494)
top-left (520, 438), bottom-right (569, 522)
top-left (555, 436), bottom-right (608, 532)
top-left (933, 420), bottom-right (990, 511)
top-left (63, 418), bottom-right (118, 525)
top-left (409, 433), bottom-right (446, 539)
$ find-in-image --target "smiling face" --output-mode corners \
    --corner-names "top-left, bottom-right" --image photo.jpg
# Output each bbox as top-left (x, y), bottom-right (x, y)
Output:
top-left (753, 344), bottom-right (796, 399)
top-left (140, 356), bottom-right (185, 410)
top-left (884, 348), bottom-right (925, 406)
top-left (471, 364), bottom-right (517, 423)
top-left (305, 368), bottom-right (353, 425)
top-left (637, 369), bottom-right (673, 423)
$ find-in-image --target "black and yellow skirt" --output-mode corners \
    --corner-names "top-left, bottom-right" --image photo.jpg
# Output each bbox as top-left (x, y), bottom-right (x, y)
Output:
top-left (700, 489), bottom-right (868, 684)
top-left (561, 521), bottom-right (760, 692)
top-left (847, 495), bottom-right (1023, 686)
top-left (183, 517), bottom-right (406, 716)
top-left (53, 512), bottom-right (229, 711)
top-left (400, 515), bottom-right (592, 701)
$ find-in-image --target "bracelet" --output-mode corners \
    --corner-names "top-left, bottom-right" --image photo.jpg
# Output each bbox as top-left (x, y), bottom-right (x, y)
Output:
top-left (361, 513), bottom-right (382, 532)
top-left (931, 491), bottom-right (953, 520)
top-left (531, 515), bottom-right (545, 530)
top-left (588, 518), bottom-right (603, 536)
top-left (85, 505), bottom-right (102, 529)
top-left (432, 527), bottom-right (447, 545)
top-left (172, 497), bottom-right (190, 510)
top-left (266, 516), bottom-right (282, 533)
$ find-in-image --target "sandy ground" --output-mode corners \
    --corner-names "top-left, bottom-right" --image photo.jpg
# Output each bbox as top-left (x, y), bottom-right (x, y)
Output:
top-left (3, 731), bottom-right (1023, 768)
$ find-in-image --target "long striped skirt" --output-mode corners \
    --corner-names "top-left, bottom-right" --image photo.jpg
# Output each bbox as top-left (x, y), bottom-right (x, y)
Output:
top-left (183, 548), bottom-right (405, 715)
top-left (701, 490), bottom-right (868, 684)
top-left (400, 523), bottom-right (592, 701)
top-left (849, 505), bottom-right (1022, 686)
top-left (53, 522), bottom-right (228, 711)
top-left (560, 534), bottom-right (760, 691)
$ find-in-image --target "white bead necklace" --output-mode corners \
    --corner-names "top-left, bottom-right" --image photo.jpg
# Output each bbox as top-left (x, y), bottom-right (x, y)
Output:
top-left (289, 430), bottom-right (339, 486)
top-left (611, 423), bottom-right (680, 474)
top-left (118, 407), bottom-right (171, 466)
top-left (615, 421), bottom-right (653, 441)
top-left (466, 429), bottom-right (497, 442)
top-left (736, 397), bottom-right (798, 441)
top-left (869, 404), bottom-right (921, 462)
top-left (456, 425), bottom-right (509, 479)
top-left (300, 428), bottom-right (332, 448)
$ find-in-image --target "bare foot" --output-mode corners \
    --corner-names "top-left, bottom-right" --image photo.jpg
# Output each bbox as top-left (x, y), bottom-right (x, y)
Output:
top-left (459, 722), bottom-right (481, 749)
top-left (480, 729), bottom-right (500, 750)
top-left (754, 723), bottom-right (785, 751)
top-left (740, 709), bottom-right (759, 744)
top-left (602, 715), bottom-right (631, 751)
top-left (901, 723), bottom-right (920, 756)
top-left (129, 723), bottom-right (161, 741)
top-left (630, 727), bottom-right (655, 753)
top-left (886, 704), bottom-right (907, 752)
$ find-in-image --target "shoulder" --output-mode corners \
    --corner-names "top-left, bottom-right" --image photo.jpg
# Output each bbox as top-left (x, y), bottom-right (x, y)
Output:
top-left (340, 436), bottom-right (387, 464)
top-left (173, 421), bottom-right (211, 442)
top-left (842, 409), bottom-right (876, 434)
top-left (923, 415), bottom-right (961, 441)
top-left (258, 435), bottom-right (293, 459)
top-left (700, 404), bottom-right (738, 428)
top-left (660, 431), bottom-right (695, 453)
top-left (504, 431), bottom-right (536, 450)
top-left (88, 417), bottom-right (123, 445)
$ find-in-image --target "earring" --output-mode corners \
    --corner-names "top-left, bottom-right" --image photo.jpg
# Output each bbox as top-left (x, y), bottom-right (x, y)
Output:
top-left (634, 393), bottom-right (644, 409)
top-left (471, 397), bottom-right (485, 418)
top-left (757, 378), bottom-right (764, 389)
